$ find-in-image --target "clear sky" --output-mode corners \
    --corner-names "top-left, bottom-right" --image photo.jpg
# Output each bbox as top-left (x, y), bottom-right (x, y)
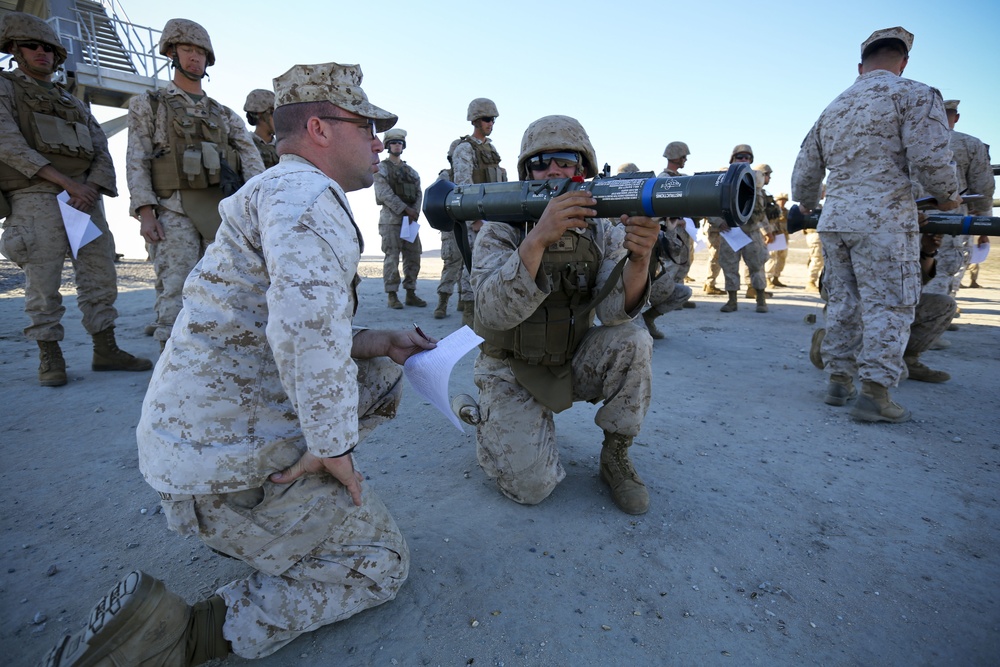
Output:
top-left (92, 0), bottom-right (999, 258)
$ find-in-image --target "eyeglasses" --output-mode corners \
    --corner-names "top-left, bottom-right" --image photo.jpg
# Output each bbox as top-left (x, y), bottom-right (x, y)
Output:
top-left (385, 140), bottom-right (404, 146)
top-left (527, 152), bottom-right (580, 172)
top-left (316, 116), bottom-right (377, 139)
top-left (478, 117), bottom-right (496, 124)
top-left (19, 41), bottom-right (55, 53)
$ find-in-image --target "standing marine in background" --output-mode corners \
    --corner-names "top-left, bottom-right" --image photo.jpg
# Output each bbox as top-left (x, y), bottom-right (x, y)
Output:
top-left (243, 88), bottom-right (278, 169)
top-left (126, 18), bottom-right (264, 347)
top-left (452, 97), bottom-right (505, 326)
top-left (373, 128), bottom-right (424, 309)
top-left (0, 12), bottom-right (151, 386)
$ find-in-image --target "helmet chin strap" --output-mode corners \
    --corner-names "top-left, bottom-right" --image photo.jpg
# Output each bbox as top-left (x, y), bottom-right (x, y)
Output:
top-left (171, 55), bottom-right (206, 81)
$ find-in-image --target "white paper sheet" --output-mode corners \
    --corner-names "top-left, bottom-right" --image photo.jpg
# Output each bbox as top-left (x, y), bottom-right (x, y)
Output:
top-left (767, 234), bottom-right (788, 252)
top-left (970, 241), bottom-right (990, 264)
top-left (57, 191), bottom-right (102, 258)
top-left (403, 325), bottom-right (484, 432)
top-left (686, 218), bottom-right (706, 252)
top-left (400, 215), bottom-right (419, 243)
top-left (721, 225), bottom-right (751, 252)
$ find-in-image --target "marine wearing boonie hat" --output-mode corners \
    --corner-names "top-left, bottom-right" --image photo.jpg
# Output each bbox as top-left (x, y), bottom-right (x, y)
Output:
top-left (272, 62), bottom-right (397, 132)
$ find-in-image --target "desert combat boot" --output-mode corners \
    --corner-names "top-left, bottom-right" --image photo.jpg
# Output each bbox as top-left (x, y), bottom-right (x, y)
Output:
top-left (387, 291), bottom-right (404, 309)
top-left (39, 570), bottom-right (229, 667)
top-left (91, 327), bottom-right (153, 372)
top-left (599, 432), bottom-right (649, 514)
top-left (850, 381), bottom-right (911, 423)
top-left (405, 289), bottom-right (426, 307)
top-left (433, 293), bottom-right (450, 319)
top-left (37, 340), bottom-right (67, 387)
top-left (824, 373), bottom-right (856, 406)
top-left (642, 309), bottom-right (665, 339)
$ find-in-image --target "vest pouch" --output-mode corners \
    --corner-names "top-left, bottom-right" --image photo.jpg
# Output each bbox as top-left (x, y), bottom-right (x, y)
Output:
top-left (182, 147), bottom-right (206, 187)
top-left (180, 188), bottom-right (224, 242)
top-left (201, 142), bottom-right (221, 185)
top-left (151, 151), bottom-right (183, 197)
top-left (513, 309), bottom-right (552, 365)
top-left (33, 112), bottom-right (79, 152)
top-left (74, 121), bottom-right (94, 155)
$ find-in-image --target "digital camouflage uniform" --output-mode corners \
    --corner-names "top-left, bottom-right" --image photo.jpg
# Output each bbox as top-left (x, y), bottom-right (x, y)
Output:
top-left (766, 199), bottom-right (789, 283)
top-left (126, 82), bottom-right (264, 342)
top-left (471, 220), bottom-right (653, 505)
top-left (792, 68), bottom-right (959, 388)
top-left (918, 127), bottom-right (993, 297)
top-left (805, 227), bottom-right (824, 288)
top-left (373, 156), bottom-right (422, 293)
top-left (647, 223), bottom-right (693, 316)
top-left (252, 132), bottom-right (279, 169)
top-left (0, 68), bottom-right (120, 342)
top-left (453, 135), bottom-right (504, 307)
top-left (138, 156), bottom-right (407, 659)
top-left (708, 185), bottom-right (770, 293)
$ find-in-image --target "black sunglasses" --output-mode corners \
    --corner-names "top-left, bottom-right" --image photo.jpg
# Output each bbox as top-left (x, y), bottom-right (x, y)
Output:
top-left (19, 41), bottom-right (55, 53)
top-left (527, 152), bottom-right (581, 172)
top-left (478, 117), bottom-right (496, 124)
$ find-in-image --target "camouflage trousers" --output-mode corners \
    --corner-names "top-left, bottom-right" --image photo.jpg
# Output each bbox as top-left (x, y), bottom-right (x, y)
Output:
top-left (151, 209), bottom-right (210, 342)
top-left (922, 235), bottom-right (968, 297)
top-left (820, 231), bottom-right (920, 387)
top-left (437, 230), bottom-right (463, 296)
top-left (805, 231), bottom-right (824, 284)
top-left (766, 246), bottom-right (788, 280)
top-left (379, 222), bottom-right (422, 292)
top-left (649, 266), bottom-right (692, 313)
top-left (706, 230), bottom-right (721, 283)
top-left (159, 357), bottom-right (409, 659)
top-left (906, 292), bottom-right (957, 357)
top-left (719, 230), bottom-right (767, 292)
top-left (0, 191), bottom-right (118, 340)
top-left (473, 324), bottom-right (652, 505)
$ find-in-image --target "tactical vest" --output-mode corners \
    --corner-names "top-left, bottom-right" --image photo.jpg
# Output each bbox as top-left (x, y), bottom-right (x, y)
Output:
top-left (479, 229), bottom-right (600, 366)
top-left (459, 136), bottom-right (504, 183)
top-left (147, 91), bottom-right (242, 197)
top-left (253, 133), bottom-right (279, 169)
top-left (0, 71), bottom-right (95, 193)
top-left (380, 159), bottom-right (420, 204)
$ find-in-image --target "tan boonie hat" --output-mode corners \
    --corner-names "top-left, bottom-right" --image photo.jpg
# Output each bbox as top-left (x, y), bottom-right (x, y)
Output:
top-left (273, 62), bottom-right (397, 132)
top-left (943, 99), bottom-right (960, 111)
top-left (776, 192), bottom-right (790, 201)
top-left (860, 26), bottom-right (913, 59)
top-left (243, 89), bottom-right (275, 114)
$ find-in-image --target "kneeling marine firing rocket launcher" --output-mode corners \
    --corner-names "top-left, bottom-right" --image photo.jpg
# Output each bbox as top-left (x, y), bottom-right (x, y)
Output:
top-left (424, 163), bottom-right (757, 270)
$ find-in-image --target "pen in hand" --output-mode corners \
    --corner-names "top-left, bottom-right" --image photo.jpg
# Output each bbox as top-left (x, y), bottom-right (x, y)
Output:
top-left (413, 323), bottom-right (431, 342)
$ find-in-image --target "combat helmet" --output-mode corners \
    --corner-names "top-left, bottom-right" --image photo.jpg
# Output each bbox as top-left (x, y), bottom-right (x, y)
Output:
top-left (384, 128), bottom-right (407, 149)
top-left (517, 115), bottom-right (598, 180)
top-left (663, 141), bottom-right (690, 160)
top-left (243, 89), bottom-right (275, 114)
top-left (467, 98), bottom-right (499, 122)
top-left (730, 144), bottom-right (754, 162)
top-left (159, 18), bottom-right (215, 66)
top-left (0, 12), bottom-right (67, 66)
top-left (754, 163), bottom-right (773, 175)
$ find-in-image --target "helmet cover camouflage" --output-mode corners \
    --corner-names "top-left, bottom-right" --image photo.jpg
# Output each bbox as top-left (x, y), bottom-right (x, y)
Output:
top-left (0, 12), bottom-right (67, 66)
top-left (159, 18), bottom-right (216, 67)
top-left (517, 115), bottom-right (598, 180)
top-left (467, 98), bottom-right (499, 122)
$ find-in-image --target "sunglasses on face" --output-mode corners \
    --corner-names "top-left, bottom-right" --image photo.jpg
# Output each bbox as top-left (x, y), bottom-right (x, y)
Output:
top-left (527, 152), bottom-right (581, 172)
top-left (316, 116), bottom-right (377, 139)
top-left (20, 42), bottom-right (55, 53)
top-left (478, 117), bottom-right (496, 124)
top-left (733, 153), bottom-right (753, 161)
